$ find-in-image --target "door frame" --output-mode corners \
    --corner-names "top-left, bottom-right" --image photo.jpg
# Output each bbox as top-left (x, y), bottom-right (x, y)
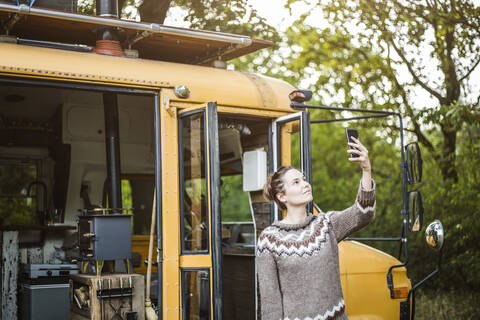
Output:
top-left (177, 102), bottom-right (223, 320)
top-left (270, 111), bottom-right (312, 220)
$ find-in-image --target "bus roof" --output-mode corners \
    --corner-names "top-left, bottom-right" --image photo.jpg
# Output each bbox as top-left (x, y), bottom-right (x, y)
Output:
top-left (0, 42), bottom-right (294, 111)
top-left (0, 3), bottom-right (272, 65)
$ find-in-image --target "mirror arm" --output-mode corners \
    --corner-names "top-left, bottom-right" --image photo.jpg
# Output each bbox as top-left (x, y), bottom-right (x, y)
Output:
top-left (398, 114), bottom-right (408, 229)
top-left (387, 218), bottom-right (409, 298)
top-left (398, 113), bottom-right (409, 247)
top-left (387, 114), bottom-right (410, 299)
top-left (407, 247), bottom-right (443, 320)
top-left (397, 216), bottom-right (404, 259)
top-left (386, 234), bottom-right (409, 298)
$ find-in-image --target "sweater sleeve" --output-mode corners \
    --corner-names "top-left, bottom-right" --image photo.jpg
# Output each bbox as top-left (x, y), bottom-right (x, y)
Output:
top-left (326, 179), bottom-right (376, 242)
top-left (256, 233), bottom-right (283, 320)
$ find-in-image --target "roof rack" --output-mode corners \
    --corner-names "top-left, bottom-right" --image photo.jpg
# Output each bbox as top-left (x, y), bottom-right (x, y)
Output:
top-left (0, 3), bottom-right (272, 64)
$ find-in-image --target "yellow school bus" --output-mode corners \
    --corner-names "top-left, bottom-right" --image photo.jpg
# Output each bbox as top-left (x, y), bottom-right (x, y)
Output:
top-left (0, 2), bottom-right (444, 320)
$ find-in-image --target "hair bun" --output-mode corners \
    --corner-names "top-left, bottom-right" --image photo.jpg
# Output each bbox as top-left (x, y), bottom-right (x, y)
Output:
top-left (263, 173), bottom-right (276, 201)
top-left (262, 166), bottom-right (295, 211)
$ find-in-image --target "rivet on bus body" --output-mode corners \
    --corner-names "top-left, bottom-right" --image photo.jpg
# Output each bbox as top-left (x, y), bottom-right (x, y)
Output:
top-left (174, 85), bottom-right (190, 99)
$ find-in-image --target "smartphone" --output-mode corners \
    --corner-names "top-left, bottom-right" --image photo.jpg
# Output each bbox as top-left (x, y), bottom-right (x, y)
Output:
top-left (346, 128), bottom-right (359, 158)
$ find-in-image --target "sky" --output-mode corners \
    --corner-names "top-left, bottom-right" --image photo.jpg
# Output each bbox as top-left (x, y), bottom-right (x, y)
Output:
top-left (246, 0), bottom-right (329, 31)
top-left (246, 0), bottom-right (301, 31)
top-left (163, 0), bottom-right (321, 30)
top-left (164, 0), bottom-right (326, 31)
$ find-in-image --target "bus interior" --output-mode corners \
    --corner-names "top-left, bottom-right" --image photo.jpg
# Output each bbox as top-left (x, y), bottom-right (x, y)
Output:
top-left (0, 81), bottom-right (270, 319)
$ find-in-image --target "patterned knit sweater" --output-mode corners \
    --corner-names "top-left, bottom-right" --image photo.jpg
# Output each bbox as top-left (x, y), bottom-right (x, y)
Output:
top-left (256, 180), bottom-right (376, 320)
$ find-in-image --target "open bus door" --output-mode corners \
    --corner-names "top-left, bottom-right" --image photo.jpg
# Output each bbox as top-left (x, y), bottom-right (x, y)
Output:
top-left (177, 102), bottom-right (223, 320)
top-left (270, 111), bottom-right (313, 220)
top-left (176, 107), bottom-right (312, 320)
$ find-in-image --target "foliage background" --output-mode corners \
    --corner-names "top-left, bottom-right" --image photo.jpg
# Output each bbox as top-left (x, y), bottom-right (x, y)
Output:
top-left (80, 0), bottom-right (480, 317)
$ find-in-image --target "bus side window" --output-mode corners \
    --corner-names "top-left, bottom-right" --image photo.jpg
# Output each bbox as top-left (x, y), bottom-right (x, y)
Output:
top-left (104, 176), bottom-right (154, 235)
top-left (0, 159), bottom-right (39, 227)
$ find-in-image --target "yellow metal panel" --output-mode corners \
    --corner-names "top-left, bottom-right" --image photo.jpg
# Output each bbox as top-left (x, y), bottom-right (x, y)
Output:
top-left (0, 43), bottom-right (167, 88)
top-left (179, 255), bottom-right (212, 268)
top-left (338, 240), bottom-right (348, 302)
top-left (217, 106), bottom-right (287, 118)
top-left (0, 42), bottom-right (295, 110)
top-left (340, 241), bottom-right (411, 320)
top-left (176, 104), bottom-right (292, 117)
top-left (0, 71), bottom-right (156, 89)
top-left (281, 123), bottom-right (292, 166)
top-left (160, 89), bottom-right (181, 319)
top-left (177, 103), bottom-right (209, 115)
top-left (341, 241), bottom-right (409, 273)
top-left (131, 235), bottom-right (157, 275)
top-left (345, 272), bottom-right (405, 320)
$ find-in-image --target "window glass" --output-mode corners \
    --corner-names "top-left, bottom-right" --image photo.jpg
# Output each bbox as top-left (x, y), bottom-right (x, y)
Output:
top-left (220, 174), bottom-right (250, 222)
top-left (122, 180), bottom-right (133, 209)
top-left (180, 112), bottom-right (208, 252)
top-left (0, 161), bottom-right (38, 226)
top-left (121, 178), bottom-right (154, 235)
top-left (104, 177), bottom-right (154, 234)
top-left (182, 270), bottom-right (210, 320)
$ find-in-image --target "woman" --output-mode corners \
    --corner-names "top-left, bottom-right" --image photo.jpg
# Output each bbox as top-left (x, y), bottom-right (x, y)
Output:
top-left (257, 136), bottom-right (375, 320)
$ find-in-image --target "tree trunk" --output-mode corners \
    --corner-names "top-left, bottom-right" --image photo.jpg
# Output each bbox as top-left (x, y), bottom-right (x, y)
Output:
top-left (439, 27), bottom-right (460, 183)
top-left (440, 125), bottom-right (459, 182)
top-left (139, 0), bottom-right (172, 24)
top-left (118, 0), bottom-right (127, 15)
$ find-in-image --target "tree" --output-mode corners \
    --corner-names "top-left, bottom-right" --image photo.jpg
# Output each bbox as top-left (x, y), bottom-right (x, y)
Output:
top-left (272, 0), bottom-right (480, 297)
top-left (278, 0), bottom-right (480, 182)
top-left (79, 0), bottom-right (280, 43)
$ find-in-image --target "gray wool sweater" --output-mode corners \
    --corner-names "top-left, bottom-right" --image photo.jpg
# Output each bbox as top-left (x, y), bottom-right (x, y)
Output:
top-left (256, 180), bottom-right (376, 320)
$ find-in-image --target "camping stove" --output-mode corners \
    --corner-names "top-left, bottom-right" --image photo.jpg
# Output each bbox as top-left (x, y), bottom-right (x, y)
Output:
top-left (77, 211), bottom-right (132, 261)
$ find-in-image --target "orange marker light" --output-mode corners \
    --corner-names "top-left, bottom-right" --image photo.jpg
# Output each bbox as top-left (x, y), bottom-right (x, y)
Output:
top-left (392, 287), bottom-right (409, 299)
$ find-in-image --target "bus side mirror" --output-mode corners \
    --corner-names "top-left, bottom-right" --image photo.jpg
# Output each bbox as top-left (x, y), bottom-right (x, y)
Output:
top-left (408, 190), bottom-right (423, 232)
top-left (425, 220), bottom-right (444, 251)
top-left (405, 142), bottom-right (423, 184)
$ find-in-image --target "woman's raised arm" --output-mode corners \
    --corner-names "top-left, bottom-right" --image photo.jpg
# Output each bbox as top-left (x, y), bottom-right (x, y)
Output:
top-left (326, 180), bottom-right (376, 242)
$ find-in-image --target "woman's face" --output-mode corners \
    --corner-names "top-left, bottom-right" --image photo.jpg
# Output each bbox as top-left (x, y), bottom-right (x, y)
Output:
top-left (277, 168), bottom-right (313, 208)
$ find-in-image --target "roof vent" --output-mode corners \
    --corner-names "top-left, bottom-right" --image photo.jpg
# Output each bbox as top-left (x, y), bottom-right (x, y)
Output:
top-left (92, 0), bottom-right (124, 57)
top-left (96, 0), bottom-right (118, 17)
top-left (92, 40), bottom-right (125, 57)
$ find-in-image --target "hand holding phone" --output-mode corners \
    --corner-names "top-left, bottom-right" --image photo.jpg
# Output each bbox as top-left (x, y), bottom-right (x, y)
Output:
top-left (346, 128), bottom-right (359, 158)
top-left (345, 129), bottom-right (372, 181)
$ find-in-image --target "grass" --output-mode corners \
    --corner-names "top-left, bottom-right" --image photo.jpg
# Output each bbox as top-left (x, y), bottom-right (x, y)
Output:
top-left (414, 289), bottom-right (479, 320)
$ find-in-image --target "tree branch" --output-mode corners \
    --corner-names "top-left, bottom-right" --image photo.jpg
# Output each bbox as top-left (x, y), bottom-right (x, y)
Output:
top-left (459, 55), bottom-right (480, 83)
top-left (392, 0), bottom-right (434, 25)
top-left (446, 1), bottom-right (480, 31)
top-left (334, 41), bottom-right (370, 61)
top-left (385, 46), bottom-right (436, 154)
top-left (381, 124), bottom-right (416, 134)
top-left (390, 38), bottom-right (447, 105)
